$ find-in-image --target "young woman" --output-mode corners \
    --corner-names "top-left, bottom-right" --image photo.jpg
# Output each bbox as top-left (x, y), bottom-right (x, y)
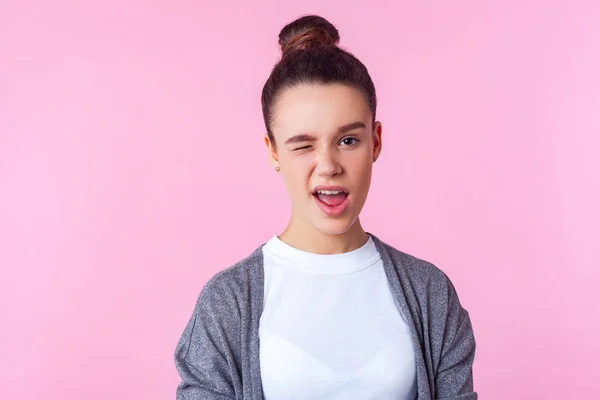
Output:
top-left (174, 15), bottom-right (477, 400)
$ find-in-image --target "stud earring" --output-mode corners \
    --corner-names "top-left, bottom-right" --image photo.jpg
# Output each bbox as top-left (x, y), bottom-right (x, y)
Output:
top-left (275, 165), bottom-right (281, 172)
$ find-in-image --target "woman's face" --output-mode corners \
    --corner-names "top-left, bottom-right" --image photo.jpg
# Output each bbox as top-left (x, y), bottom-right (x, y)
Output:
top-left (266, 82), bottom-right (382, 236)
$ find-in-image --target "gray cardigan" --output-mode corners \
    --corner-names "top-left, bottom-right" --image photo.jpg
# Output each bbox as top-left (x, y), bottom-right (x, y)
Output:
top-left (174, 234), bottom-right (477, 399)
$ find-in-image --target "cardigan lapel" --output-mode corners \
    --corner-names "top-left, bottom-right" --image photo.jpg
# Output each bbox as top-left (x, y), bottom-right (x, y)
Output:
top-left (369, 233), bottom-right (433, 400)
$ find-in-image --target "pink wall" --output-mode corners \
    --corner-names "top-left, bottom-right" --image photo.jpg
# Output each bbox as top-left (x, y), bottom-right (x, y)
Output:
top-left (1, 1), bottom-right (599, 398)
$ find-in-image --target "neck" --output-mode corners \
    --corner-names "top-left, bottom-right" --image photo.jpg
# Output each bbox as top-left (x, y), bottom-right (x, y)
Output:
top-left (278, 216), bottom-right (369, 255)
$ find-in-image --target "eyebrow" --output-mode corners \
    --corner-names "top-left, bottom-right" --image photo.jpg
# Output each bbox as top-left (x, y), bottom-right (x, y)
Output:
top-left (284, 121), bottom-right (367, 145)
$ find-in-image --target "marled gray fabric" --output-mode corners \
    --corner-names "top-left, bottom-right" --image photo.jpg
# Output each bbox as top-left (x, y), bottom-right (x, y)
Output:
top-left (174, 233), bottom-right (477, 399)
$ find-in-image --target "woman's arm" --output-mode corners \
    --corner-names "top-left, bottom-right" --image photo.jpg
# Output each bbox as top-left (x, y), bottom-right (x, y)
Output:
top-left (433, 278), bottom-right (477, 400)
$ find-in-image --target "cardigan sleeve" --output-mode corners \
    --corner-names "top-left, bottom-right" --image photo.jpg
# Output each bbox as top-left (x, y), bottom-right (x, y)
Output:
top-left (434, 278), bottom-right (477, 400)
top-left (174, 275), bottom-right (242, 400)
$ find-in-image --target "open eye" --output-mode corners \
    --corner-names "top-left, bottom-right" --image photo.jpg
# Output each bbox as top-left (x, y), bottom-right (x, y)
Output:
top-left (340, 137), bottom-right (359, 146)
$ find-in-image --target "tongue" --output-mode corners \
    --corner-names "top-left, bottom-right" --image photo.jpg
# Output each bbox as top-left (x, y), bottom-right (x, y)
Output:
top-left (317, 192), bottom-right (347, 206)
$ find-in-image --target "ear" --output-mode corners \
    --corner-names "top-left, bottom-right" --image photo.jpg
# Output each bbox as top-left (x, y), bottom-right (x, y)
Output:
top-left (264, 134), bottom-right (279, 165)
top-left (372, 121), bottom-right (383, 162)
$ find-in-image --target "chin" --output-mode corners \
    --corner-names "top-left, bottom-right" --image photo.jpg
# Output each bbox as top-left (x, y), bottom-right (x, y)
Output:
top-left (311, 216), bottom-right (357, 236)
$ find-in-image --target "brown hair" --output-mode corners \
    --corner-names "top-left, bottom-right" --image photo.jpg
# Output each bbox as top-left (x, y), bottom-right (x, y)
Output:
top-left (261, 15), bottom-right (377, 146)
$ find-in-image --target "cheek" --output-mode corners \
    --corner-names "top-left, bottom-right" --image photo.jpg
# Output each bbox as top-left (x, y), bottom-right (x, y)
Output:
top-left (286, 156), bottom-right (312, 177)
top-left (282, 164), bottom-right (311, 196)
top-left (348, 160), bottom-right (373, 194)
top-left (357, 167), bottom-right (372, 187)
top-left (346, 151), bottom-right (372, 174)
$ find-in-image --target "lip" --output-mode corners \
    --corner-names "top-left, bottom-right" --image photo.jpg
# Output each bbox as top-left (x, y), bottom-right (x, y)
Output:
top-left (311, 185), bottom-right (350, 217)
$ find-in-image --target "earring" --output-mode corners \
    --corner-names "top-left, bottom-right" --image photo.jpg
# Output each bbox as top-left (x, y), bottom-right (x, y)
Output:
top-left (275, 165), bottom-right (281, 172)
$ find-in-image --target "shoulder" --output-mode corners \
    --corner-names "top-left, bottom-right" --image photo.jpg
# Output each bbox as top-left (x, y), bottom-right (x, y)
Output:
top-left (194, 245), bottom-right (264, 314)
top-left (174, 246), bottom-right (265, 376)
top-left (372, 234), bottom-right (451, 285)
top-left (371, 234), bottom-right (465, 309)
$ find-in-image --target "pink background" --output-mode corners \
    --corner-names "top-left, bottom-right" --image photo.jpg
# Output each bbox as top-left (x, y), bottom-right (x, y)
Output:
top-left (1, 1), bottom-right (599, 398)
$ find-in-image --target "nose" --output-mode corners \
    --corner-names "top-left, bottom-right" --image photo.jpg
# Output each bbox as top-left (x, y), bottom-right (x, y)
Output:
top-left (315, 148), bottom-right (342, 177)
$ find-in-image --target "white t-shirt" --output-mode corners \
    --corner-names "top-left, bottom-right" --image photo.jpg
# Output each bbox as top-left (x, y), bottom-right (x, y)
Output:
top-left (259, 234), bottom-right (417, 400)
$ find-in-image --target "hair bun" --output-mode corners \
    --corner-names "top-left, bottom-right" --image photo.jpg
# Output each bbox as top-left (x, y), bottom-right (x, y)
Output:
top-left (278, 15), bottom-right (340, 57)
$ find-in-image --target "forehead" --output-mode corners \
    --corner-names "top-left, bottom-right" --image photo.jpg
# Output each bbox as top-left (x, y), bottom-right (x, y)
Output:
top-left (271, 83), bottom-right (371, 139)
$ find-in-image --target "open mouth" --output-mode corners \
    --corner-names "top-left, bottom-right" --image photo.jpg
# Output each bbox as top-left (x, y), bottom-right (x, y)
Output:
top-left (313, 189), bottom-right (348, 206)
top-left (311, 187), bottom-right (350, 217)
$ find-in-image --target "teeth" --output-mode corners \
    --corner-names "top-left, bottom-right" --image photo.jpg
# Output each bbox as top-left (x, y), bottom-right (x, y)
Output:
top-left (317, 190), bottom-right (344, 195)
